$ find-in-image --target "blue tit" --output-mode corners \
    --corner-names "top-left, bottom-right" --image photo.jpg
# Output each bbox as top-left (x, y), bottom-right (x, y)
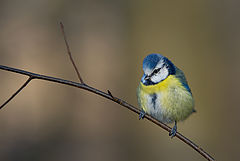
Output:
top-left (137, 53), bottom-right (195, 137)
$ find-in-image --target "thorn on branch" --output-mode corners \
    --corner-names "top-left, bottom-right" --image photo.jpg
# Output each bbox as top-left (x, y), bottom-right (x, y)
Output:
top-left (107, 90), bottom-right (114, 98)
top-left (107, 90), bottom-right (123, 105)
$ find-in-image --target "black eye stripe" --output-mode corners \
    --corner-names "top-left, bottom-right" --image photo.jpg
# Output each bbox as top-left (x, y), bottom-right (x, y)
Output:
top-left (154, 69), bottom-right (159, 74)
top-left (151, 67), bottom-right (161, 77)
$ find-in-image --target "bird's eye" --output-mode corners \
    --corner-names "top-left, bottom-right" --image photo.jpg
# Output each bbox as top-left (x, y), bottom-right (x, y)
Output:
top-left (153, 68), bottom-right (160, 75)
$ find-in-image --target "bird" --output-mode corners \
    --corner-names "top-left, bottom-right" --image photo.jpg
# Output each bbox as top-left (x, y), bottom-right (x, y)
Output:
top-left (137, 53), bottom-right (195, 137)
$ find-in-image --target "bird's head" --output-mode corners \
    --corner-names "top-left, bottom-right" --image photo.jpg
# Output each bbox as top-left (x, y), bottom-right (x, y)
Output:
top-left (141, 53), bottom-right (176, 85)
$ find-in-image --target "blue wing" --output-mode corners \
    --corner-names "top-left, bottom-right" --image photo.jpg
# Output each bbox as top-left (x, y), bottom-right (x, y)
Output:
top-left (175, 67), bottom-right (192, 94)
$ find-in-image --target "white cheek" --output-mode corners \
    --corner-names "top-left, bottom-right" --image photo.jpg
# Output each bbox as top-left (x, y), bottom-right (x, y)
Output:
top-left (151, 67), bottom-right (169, 83)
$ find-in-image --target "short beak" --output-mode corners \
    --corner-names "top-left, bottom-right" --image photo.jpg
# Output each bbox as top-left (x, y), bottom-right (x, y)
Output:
top-left (141, 74), bottom-right (150, 83)
top-left (144, 75), bottom-right (150, 80)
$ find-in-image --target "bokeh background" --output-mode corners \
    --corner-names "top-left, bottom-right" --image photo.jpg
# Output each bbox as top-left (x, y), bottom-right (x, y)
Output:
top-left (0, 0), bottom-right (239, 161)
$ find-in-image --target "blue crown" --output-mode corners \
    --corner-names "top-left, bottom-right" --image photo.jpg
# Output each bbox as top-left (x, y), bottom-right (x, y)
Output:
top-left (143, 53), bottom-right (176, 75)
top-left (143, 53), bottom-right (163, 71)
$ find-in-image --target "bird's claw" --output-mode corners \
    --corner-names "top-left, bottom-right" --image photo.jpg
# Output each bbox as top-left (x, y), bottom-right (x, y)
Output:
top-left (139, 109), bottom-right (145, 120)
top-left (169, 121), bottom-right (177, 138)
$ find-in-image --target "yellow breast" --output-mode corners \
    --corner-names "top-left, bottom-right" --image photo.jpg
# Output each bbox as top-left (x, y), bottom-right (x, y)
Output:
top-left (137, 75), bottom-right (194, 122)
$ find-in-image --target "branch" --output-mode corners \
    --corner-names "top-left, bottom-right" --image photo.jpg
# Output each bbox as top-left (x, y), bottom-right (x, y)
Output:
top-left (0, 76), bottom-right (33, 109)
top-left (0, 65), bottom-right (215, 161)
top-left (60, 22), bottom-right (84, 84)
top-left (0, 22), bottom-right (215, 161)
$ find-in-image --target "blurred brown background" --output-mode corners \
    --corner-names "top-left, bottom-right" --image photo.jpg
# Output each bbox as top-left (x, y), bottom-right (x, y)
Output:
top-left (0, 0), bottom-right (239, 161)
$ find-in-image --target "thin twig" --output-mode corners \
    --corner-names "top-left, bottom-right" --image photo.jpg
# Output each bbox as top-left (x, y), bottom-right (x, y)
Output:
top-left (107, 90), bottom-right (114, 98)
top-left (0, 76), bottom-right (33, 109)
top-left (0, 65), bottom-right (215, 161)
top-left (59, 22), bottom-right (84, 84)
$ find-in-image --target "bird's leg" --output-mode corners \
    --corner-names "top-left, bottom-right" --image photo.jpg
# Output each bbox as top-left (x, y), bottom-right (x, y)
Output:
top-left (169, 121), bottom-right (177, 138)
top-left (139, 109), bottom-right (146, 120)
